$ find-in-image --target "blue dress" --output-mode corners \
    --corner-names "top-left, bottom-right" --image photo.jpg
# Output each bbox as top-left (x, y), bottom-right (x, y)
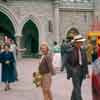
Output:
top-left (0, 51), bottom-right (17, 83)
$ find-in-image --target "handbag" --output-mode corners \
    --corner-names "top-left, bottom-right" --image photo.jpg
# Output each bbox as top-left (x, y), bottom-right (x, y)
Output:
top-left (32, 72), bottom-right (43, 87)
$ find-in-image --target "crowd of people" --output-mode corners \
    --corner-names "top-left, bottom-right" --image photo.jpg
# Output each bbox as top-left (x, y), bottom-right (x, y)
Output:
top-left (51, 34), bottom-right (89, 100)
top-left (37, 33), bottom-right (100, 100)
top-left (0, 32), bottom-right (100, 100)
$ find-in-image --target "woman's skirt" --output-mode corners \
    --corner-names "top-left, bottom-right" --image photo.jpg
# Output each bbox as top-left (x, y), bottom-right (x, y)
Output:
top-left (2, 64), bottom-right (17, 83)
top-left (41, 73), bottom-right (52, 91)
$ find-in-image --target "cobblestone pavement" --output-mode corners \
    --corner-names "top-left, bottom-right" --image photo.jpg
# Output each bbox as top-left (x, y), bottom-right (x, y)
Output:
top-left (0, 59), bottom-right (92, 100)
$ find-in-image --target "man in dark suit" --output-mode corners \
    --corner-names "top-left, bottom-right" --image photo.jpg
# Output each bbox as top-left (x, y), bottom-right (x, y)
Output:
top-left (65, 35), bottom-right (89, 100)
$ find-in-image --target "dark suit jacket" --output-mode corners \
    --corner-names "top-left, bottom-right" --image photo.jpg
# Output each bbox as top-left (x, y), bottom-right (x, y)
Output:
top-left (66, 47), bottom-right (88, 79)
top-left (39, 54), bottom-right (55, 75)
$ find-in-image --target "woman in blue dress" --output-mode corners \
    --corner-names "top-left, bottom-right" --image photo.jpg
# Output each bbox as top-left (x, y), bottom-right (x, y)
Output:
top-left (0, 44), bottom-right (16, 91)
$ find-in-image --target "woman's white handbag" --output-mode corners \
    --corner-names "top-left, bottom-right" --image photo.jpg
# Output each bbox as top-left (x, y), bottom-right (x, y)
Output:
top-left (52, 53), bottom-right (62, 72)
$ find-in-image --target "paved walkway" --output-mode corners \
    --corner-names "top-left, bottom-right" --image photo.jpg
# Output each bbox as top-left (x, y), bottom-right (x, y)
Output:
top-left (0, 59), bottom-right (92, 100)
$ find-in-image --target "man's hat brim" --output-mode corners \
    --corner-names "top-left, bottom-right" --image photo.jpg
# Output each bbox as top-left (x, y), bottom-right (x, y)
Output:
top-left (76, 38), bottom-right (86, 42)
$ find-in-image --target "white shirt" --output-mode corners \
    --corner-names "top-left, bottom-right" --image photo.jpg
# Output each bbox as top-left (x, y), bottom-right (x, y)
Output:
top-left (78, 49), bottom-right (82, 65)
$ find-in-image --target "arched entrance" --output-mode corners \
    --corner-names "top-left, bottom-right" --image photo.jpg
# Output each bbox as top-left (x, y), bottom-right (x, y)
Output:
top-left (0, 11), bottom-right (15, 43)
top-left (21, 20), bottom-right (39, 57)
top-left (66, 27), bottom-right (79, 40)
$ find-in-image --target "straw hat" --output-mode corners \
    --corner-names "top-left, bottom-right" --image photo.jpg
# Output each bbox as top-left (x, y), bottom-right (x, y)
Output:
top-left (73, 34), bottom-right (86, 42)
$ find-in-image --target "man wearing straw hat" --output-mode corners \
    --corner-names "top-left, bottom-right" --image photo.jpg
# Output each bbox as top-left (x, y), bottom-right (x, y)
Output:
top-left (66, 34), bottom-right (89, 100)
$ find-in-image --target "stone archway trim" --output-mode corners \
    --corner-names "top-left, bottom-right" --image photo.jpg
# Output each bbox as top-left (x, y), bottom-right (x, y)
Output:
top-left (19, 15), bottom-right (42, 50)
top-left (19, 15), bottom-right (41, 36)
top-left (0, 4), bottom-right (17, 34)
top-left (64, 26), bottom-right (80, 36)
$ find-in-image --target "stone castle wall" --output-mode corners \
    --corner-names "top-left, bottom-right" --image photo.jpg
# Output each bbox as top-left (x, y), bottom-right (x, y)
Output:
top-left (0, 0), bottom-right (99, 47)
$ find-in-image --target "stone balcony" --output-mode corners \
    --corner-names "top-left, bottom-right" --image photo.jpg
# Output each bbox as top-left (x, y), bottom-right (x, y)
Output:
top-left (54, 0), bottom-right (95, 11)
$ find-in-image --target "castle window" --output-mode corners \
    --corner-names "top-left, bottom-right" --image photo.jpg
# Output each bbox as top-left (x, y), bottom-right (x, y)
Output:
top-left (48, 20), bottom-right (53, 32)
